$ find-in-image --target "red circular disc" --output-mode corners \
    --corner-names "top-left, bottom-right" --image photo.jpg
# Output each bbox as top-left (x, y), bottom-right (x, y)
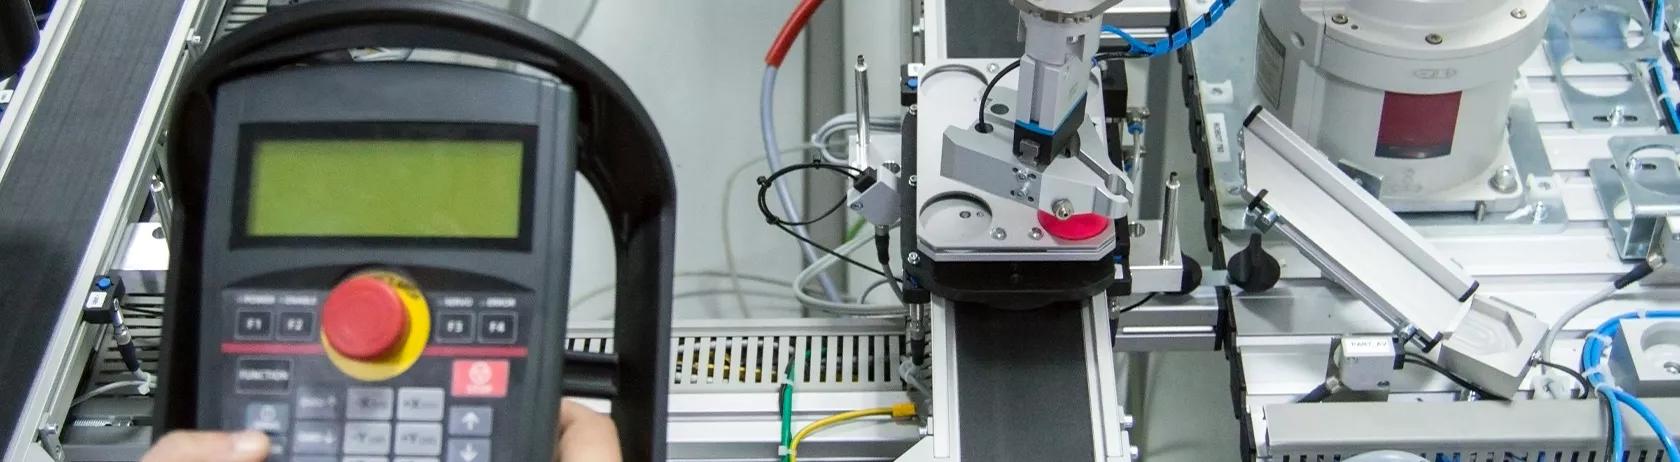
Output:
top-left (320, 275), bottom-right (409, 360)
top-left (1037, 211), bottom-right (1111, 241)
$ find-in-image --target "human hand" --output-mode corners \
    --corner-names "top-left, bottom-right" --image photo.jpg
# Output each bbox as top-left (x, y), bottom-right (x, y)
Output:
top-left (555, 400), bottom-right (620, 461)
top-left (140, 430), bottom-right (269, 462)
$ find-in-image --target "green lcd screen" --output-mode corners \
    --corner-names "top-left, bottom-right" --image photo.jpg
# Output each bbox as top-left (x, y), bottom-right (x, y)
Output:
top-left (244, 138), bottom-right (526, 239)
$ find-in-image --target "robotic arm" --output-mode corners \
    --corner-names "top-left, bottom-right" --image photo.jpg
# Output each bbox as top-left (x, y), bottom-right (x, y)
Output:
top-left (1011, 0), bottom-right (1120, 167)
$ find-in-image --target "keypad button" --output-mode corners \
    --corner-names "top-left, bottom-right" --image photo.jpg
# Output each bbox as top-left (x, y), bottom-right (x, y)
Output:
top-left (343, 458), bottom-right (390, 462)
top-left (243, 402), bottom-right (288, 433)
top-left (450, 360), bottom-right (508, 398)
top-left (446, 439), bottom-right (490, 462)
top-left (235, 311), bottom-right (273, 340)
top-left (291, 421), bottom-right (340, 455)
top-left (435, 312), bottom-right (474, 343)
top-left (447, 406), bottom-right (493, 436)
top-left (476, 312), bottom-right (517, 344)
top-left (290, 457), bottom-right (335, 462)
top-left (395, 458), bottom-right (441, 462)
top-left (346, 387), bottom-right (395, 420)
top-left (396, 388), bottom-right (445, 421)
top-left (343, 422), bottom-right (393, 455)
top-left (294, 387), bottom-right (341, 420)
top-left (234, 358), bottom-right (292, 395)
top-left (268, 436), bottom-right (286, 456)
top-left (393, 423), bottom-right (444, 456)
top-left (276, 312), bottom-right (316, 340)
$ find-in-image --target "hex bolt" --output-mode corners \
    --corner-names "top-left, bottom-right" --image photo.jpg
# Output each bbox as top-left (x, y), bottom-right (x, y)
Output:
top-left (991, 228), bottom-right (1008, 240)
top-left (1488, 165), bottom-right (1519, 194)
top-left (907, 252), bottom-right (922, 265)
top-left (1052, 199), bottom-right (1074, 219)
top-left (1426, 33), bottom-right (1444, 45)
top-left (1331, 13), bottom-right (1349, 24)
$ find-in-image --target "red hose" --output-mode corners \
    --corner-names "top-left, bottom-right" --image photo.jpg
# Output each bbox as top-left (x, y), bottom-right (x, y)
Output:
top-left (764, 0), bottom-right (826, 67)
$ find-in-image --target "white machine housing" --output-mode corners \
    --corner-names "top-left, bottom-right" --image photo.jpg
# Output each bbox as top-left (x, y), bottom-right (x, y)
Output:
top-left (1257, 0), bottom-right (1549, 212)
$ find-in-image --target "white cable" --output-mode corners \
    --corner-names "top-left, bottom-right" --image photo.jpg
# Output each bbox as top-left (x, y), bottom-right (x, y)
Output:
top-left (1537, 285), bottom-right (1619, 372)
top-left (810, 114), bottom-right (903, 164)
top-left (592, 289), bottom-right (801, 321)
top-left (572, 271), bottom-right (794, 309)
top-left (793, 233), bottom-right (906, 315)
top-left (572, 0), bottom-right (600, 38)
top-left (762, 66), bottom-right (844, 302)
top-left (71, 380), bottom-right (151, 407)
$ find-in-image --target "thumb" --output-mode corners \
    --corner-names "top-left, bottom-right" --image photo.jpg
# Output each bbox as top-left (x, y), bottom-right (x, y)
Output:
top-left (141, 430), bottom-right (269, 462)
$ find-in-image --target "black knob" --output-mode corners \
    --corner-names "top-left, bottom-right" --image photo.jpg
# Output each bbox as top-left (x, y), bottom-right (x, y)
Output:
top-left (1227, 234), bottom-right (1280, 293)
top-left (1173, 255), bottom-right (1202, 296)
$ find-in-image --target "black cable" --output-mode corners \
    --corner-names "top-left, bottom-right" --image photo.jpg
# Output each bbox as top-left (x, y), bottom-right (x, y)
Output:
top-left (1532, 359), bottom-right (1593, 400)
top-left (974, 59), bottom-right (1022, 133)
top-left (873, 228), bottom-right (904, 301)
top-left (755, 163), bottom-right (862, 227)
top-left (1295, 382), bottom-right (1332, 403)
top-left (770, 223), bottom-right (892, 280)
top-left (754, 162), bottom-right (901, 281)
top-left (1402, 354), bottom-right (1509, 401)
top-left (1600, 388), bottom-right (1616, 460)
top-left (1114, 293), bottom-right (1156, 315)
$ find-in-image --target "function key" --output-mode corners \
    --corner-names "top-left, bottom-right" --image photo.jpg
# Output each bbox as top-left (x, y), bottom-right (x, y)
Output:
top-left (276, 312), bottom-right (316, 341)
top-left (294, 387), bottom-right (340, 420)
top-left (234, 359), bottom-right (291, 395)
top-left (243, 402), bottom-right (288, 433)
top-left (346, 387), bottom-right (395, 420)
top-left (447, 406), bottom-right (493, 436)
top-left (344, 458), bottom-right (392, 462)
top-left (396, 388), bottom-right (445, 421)
top-left (395, 458), bottom-right (441, 462)
top-left (291, 421), bottom-right (340, 455)
top-left (343, 421), bottom-right (393, 455)
top-left (234, 311), bottom-right (273, 340)
top-left (435, 312), bottom-right (474, 344)
top-left (476, 312), bottom-right (517, 344)
top-left (446, 439), bottom-right (490, 462)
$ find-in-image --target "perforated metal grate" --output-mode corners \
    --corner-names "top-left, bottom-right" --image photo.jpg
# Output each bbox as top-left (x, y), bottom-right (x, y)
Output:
top-left (566, 333), bottom-right (906, 390)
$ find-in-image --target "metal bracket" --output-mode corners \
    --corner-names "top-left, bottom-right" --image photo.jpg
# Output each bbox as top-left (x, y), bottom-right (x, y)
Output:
top-left (1591, 135), bottom-right (1680, 260)
top-left (37, 424), bottom-right (63, 462)
top-left (1544, 12), bottom-right (1662, 129)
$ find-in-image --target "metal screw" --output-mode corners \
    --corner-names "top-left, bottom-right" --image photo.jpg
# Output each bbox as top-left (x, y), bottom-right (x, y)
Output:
top-left (1532, 202), bottom-right (1550, 224)
top-left (1016, 171), bottom-right (1030, 181)
top-left (991, 228), bottom-right (1008, 240)
top-left (1511, 8), bottom-right (1528, 19)
top-left (987, 63), bottom-right (1000, 73)
top-left (1130, 222), bottom-right (1145, 237)
top-left (1029, 228), bottom-right (1044, 240)
top-left (1666, 362), bottom-right (1680, 375)
top-left (1121, 414), bottom-right (1136, 429)
top-left (1425, 33), bottom-right (1444, 45)
top-left (150, 176), bottom-right (165, 192)
top-left (1377, 380), bottom-right (1392, 388)
top-left (906, 252), bottom-right (922, 265)
top-left (850, 202), bottom-right (864, 210)
top-left (908, 104), bottom-right (919, 115)
top-left (908, 175), bottom-right (918, 187)
top-left (1130, 446), bottom-right (1141, 461)
top-left (1331, 13), bottom-right (1349, 25)
top-left (1488, 165), bottom-right (1519, 193)
top-left (185, 34), bottom-right (203, 46)
top-left (1052, 199), bottom-right (1074, 219)
top-left (882, 161), bottom-right (901, 174)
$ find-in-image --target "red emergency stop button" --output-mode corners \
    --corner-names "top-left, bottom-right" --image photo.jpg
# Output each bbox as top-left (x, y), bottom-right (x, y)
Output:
top-left (1037, 211), bottom-right (1110, 241)
top-left (321, 275), bottom-right (410, 360)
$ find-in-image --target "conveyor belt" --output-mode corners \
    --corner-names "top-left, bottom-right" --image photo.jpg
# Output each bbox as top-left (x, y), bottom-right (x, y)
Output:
top-left (954, 300), bottom-right (1097, 461)
top-left (0, 0), bottom-right (184, 447)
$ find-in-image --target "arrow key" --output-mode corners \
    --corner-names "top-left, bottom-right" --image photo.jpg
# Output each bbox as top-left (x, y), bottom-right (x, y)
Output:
top-left (447, 406), bottom-right (493, 437)
top-left (448, 438), bottom-right (490, 462)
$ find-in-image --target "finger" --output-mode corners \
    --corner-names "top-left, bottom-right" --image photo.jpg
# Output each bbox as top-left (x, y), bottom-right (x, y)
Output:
top-left (556, 400), bottom-right (621, 462)
top-left (141, 430), bottom-right (269, 462)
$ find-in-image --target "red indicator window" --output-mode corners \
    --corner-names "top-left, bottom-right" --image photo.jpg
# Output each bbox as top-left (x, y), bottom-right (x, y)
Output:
top-left (1375, 91), bottom-right (1462, 159)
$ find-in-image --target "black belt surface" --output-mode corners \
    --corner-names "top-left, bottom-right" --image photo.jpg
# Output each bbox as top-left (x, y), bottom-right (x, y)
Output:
top-left (954, 300), bottom-right (1098, 461)
top-left (0, 0), bottom-right (182, 443)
